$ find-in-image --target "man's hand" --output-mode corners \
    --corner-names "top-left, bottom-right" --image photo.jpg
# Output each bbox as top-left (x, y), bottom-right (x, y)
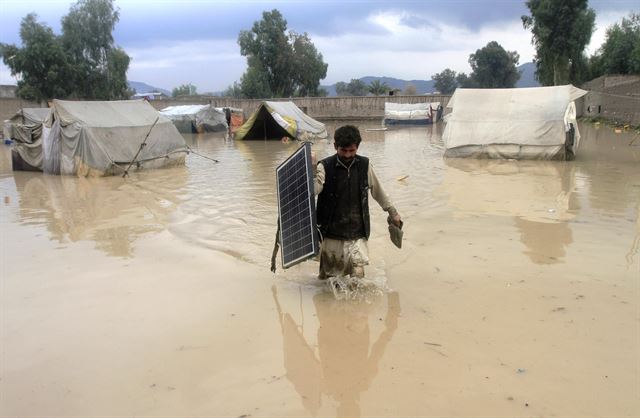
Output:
top-left (391, 213), bottom-right (402, 227)
top-left (311, 151), bottom-right (317, 166)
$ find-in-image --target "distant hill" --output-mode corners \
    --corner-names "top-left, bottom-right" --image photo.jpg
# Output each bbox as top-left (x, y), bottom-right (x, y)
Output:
top-left (515, 62), bottom-right (540, 88)
top-left (321, 63), bottom-right (540, 96)
top-left (128, 81), bottom-right (171, 96)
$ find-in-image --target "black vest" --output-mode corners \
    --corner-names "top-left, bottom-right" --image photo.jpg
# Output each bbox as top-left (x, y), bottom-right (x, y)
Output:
top-left (316, 154), bottom-right (370, 240)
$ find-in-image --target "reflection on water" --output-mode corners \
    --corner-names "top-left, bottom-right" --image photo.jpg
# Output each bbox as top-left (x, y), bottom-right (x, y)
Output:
top-left (9, 169), bottom-right (186, 257)
top-left (1, 121), bottom-right (638, 269)
top-left (441, 158), bottom-right (578, 222)
top-left (272, 286), bottom-right (400, 416)
top-left (440, 158), bottom-right (578, 264)
top-left (514, 218), bottom-right (573, 264)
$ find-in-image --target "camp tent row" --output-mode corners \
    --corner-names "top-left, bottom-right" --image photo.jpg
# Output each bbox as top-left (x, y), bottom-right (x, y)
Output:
top-left (235, 101), bottom-right (328, 141)
top-left (383, 102), bottom-right (443, 125)
top-left (10, 100), bottom-right (188, 176)
top-left (443, 85), bottom-right (587, 160)
top-left (5, 85), bottom-right (589, 175)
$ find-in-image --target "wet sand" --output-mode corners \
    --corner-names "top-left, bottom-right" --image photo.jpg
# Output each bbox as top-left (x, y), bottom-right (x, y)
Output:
top-left (1, 121), bottom-right (639, 416)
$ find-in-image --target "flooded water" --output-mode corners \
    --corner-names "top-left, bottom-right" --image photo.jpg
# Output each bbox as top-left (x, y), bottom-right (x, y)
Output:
top-left (1, 121), bottom-right (638, 416)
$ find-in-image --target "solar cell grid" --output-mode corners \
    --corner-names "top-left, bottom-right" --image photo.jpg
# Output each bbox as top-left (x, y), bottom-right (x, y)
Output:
top-left (276, 142), bottom-right (319, 269)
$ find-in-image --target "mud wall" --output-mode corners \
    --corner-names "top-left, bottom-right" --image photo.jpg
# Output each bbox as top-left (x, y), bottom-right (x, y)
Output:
top-left (0, 94), bottom-right (449, 125)
top-left (581, 75), bottom-right (640, 125)
top-left (0, 98), bottom-right (41, 122)
top-left (145, 94), bottom-right (452, 120)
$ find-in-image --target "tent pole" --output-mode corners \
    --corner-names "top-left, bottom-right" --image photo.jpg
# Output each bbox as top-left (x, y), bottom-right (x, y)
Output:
top-left (122, 116), bottom-right (159, 178)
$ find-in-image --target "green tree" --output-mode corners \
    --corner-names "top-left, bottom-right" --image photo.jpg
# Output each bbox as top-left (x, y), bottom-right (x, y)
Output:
top-left (172, 83), bottom-right (197, 97)
top-left (432, 68), bottom-right (458, 94)
top-left (455, 72), bottom-right (476, 88)
top-left (223, 82), bottom-right (243, 98)
top-left (335, 79), bottom-right (368, 96)
top-left (0, 0), bottom-right (129, 101)
top-left (522, 0), bottom-right (595, 86)
top-left (335, 81), bottom-right (348, 95)
top-left (290, 31), bottom-right (328, 96)
top-left (238, 9), bottom-right (327, 98)
top-left (593, 12), bottom-right (640, 76)
top-left (368, 80), bottom-right (389, 95)
top-left (0, 13), bottom-right (72, 102)
top-left (467, 41), bottom-right (520, 88)
top-left (240, 64), bottom-right (271, 99)
top-left (61, 0), bottom-right (129, 99)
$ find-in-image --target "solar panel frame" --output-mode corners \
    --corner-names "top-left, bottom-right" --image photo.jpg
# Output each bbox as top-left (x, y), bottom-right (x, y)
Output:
top-left (276, 142), bottom-right (319, 269)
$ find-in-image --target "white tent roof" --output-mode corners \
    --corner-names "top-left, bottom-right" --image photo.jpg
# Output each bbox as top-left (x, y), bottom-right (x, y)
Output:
top-left (443, 85), bottom-right (587, 150)
top-left (160, 104), bottom-right (209, 116)
top-left (385, 102), bottom-right (431, 112)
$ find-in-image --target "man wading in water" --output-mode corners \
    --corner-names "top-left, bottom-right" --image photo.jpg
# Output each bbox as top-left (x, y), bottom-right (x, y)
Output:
top-left (313, 125), bottom-right (402, 280)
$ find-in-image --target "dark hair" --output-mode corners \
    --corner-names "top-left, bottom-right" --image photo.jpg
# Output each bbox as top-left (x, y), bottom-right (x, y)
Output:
top-left (334, 125), bottom-right (362, 148)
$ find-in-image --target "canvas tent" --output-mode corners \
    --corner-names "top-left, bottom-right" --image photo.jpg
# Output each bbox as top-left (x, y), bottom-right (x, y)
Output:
top-left (235, 101), bottom-right (328, 141)
top-left (160, 104), bottom-right (228, 133)
top-left (13, 99), bottom-right (188, 176)
top-left (383, 102), bottom-right (442, 125)
top-left (5, 108), bottom-right (51, 171)
top-left (443, 85), bottom-right (587, 160)
top-left (4, 108), bottom-right (51, 143)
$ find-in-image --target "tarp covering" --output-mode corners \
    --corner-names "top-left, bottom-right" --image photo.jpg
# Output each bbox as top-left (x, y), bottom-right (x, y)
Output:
top-left (384, 102), bottom-right (441, 125)
top-left (160, 104), bottom-right (228, 133)
top-left (443, 85), bottom-right (587, 160)
top-left (235, 101), bottom-right (328, 141)
top-left (216, 107), bottom-right (244, 133)
top-left (4, 108), bottom-right (51, 144)
top-left (14, 99), bottom-right (188, 176)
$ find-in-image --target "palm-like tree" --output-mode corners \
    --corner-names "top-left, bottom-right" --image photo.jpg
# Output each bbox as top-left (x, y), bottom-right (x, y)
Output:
top-left (368, 80), bottom-right (389, 95)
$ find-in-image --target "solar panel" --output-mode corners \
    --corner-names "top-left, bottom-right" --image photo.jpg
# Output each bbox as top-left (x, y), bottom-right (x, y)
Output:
top-left (276, 142), bottom-right (319, 269)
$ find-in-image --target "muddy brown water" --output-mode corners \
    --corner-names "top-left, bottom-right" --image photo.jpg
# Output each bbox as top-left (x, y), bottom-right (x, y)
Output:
top-left (1, 121), bottom-right (638, 416)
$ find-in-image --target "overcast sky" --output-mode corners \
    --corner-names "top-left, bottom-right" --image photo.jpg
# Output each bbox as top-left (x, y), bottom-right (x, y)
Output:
top-left (0, 0), bottom-right (636, 93)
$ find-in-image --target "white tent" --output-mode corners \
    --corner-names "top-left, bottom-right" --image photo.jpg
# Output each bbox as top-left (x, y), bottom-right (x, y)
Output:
top-left (160, 104), bottom-right (228, 133)
top-left (383, 102), bottom-right (441, 125)
top-left (12, 99), bottom-right (188, 176)
top-left (235, 101), bottom-right (328, 141)
top-left (443, 85), bottom-right (587, 160)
